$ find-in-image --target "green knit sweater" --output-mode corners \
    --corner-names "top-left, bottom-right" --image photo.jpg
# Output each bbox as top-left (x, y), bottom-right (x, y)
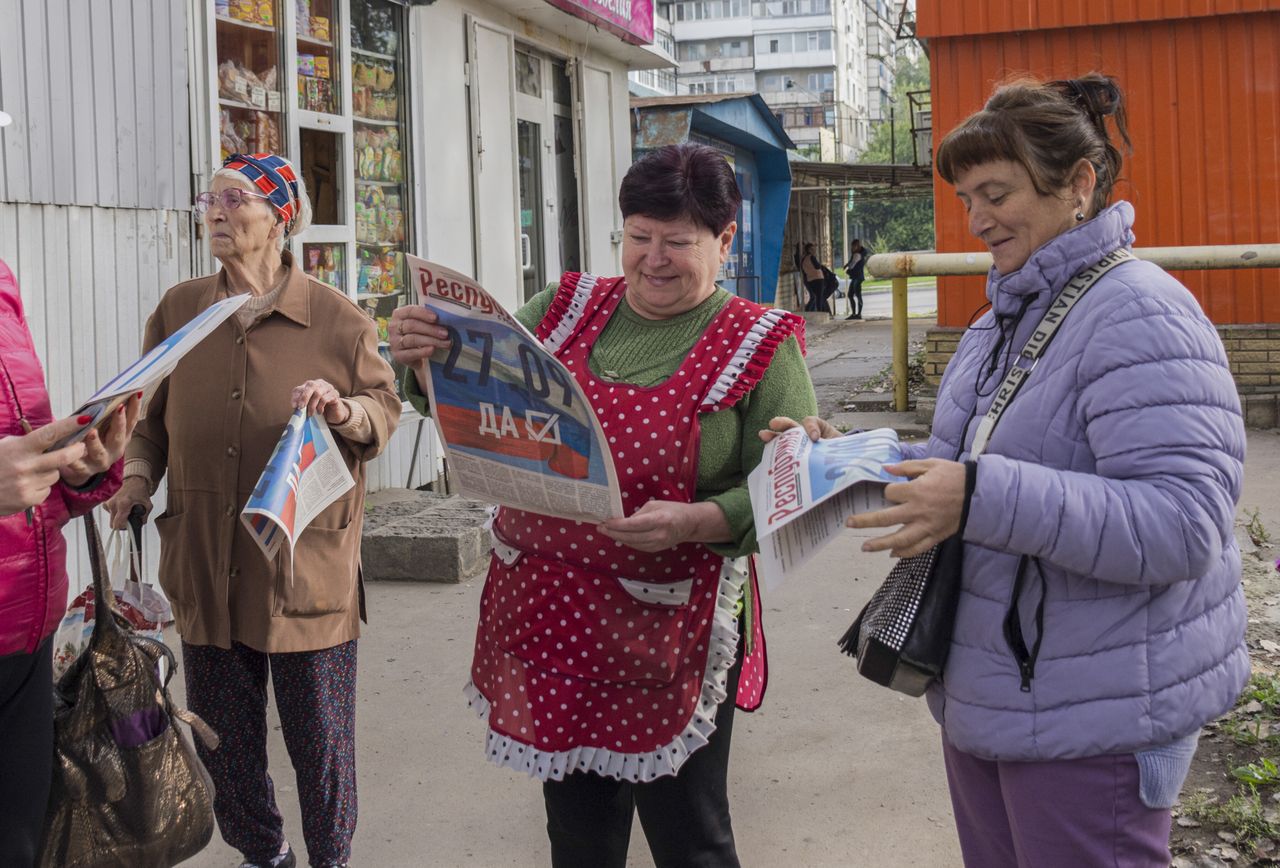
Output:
top-left (403, 285), bottom-right (818, 558)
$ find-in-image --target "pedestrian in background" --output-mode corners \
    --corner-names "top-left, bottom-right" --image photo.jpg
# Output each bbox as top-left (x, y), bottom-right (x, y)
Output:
top-left (843, 238), bottom-right (866, 320)
top-left (797, 241), bottom-right (827, 311)
top-left (107, 152), bottom-right (399, 868)
top-left (770, 74), bottom-right (1247, 867)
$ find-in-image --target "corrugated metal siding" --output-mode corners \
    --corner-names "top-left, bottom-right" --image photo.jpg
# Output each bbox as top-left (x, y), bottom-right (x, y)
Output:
top-left (928, 11), bottom-right (1280, 327)
top-left (0, 0), bottom-right (190, 209)
top-left (918, 0), bottom-right (1280, 38)
top-left (0, 203), bottom-right (195, 584)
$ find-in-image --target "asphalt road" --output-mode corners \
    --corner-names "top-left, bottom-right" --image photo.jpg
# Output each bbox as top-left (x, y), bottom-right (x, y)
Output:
top-left (835, 282), bottom-right (938, 320)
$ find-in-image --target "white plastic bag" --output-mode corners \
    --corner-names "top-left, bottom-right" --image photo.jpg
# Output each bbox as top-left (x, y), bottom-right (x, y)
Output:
top-left (52, 525), bottom-right (174, 681)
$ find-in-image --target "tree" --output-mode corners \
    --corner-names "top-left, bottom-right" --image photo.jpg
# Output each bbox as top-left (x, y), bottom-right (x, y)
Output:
top-left (850, 53), bottom-right (934, 252)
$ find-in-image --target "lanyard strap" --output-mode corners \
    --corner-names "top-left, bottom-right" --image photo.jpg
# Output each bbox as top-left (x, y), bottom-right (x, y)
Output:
top-left (969, 248), bottom-right (1135, 457)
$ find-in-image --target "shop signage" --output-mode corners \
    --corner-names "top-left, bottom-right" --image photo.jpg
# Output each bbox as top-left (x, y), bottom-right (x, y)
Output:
top-left (543, 0), bottom-right (654, 45)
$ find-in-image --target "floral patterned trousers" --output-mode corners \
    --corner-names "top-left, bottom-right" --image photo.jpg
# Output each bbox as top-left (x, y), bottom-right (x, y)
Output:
top-left (182, 639), bottom-right (358, 867)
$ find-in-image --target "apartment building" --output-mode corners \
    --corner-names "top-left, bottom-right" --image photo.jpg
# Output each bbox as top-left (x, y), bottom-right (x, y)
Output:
top-left (641, 0), bottom-right (911, 161)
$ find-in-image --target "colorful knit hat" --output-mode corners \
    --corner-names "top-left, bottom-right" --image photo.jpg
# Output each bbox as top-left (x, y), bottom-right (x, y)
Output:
top-left (221, 153), bottom-right (302, 232)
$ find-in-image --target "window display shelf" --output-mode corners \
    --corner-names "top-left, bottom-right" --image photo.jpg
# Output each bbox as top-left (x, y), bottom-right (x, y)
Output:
top-left (216, 14), bottom-right (278, 34)
top-left (297, 33), bottom-right (333, 48)
top-left (356, 177), bottom-right (400, 186)
top-left (354, 115), bottom-right (396, 127)
top-left (219, 96), bottom-right (283, 112)
top-left (352, 47), bottom-right (394, 61)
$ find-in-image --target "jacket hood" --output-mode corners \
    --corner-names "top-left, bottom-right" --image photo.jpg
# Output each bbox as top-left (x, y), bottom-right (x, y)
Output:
top-left (987, 200), bottom-right (1136, 316)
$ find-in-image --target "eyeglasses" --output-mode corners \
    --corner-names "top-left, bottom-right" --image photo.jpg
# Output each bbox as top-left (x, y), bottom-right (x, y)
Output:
top-left (194, 188), bottom-right (275, 219)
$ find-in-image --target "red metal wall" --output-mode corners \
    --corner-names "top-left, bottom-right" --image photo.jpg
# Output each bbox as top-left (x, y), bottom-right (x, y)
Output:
top-left (921, 7), bottom-right (1280, 328)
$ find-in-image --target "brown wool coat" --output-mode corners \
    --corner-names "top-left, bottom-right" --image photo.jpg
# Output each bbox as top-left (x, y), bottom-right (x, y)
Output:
top-left (127, 256), bottom-right (400, 653)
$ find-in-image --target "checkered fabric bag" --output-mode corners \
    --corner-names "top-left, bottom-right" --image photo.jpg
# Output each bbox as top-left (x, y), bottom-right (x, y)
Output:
top-left (838, 533), bottom-right (964, 697)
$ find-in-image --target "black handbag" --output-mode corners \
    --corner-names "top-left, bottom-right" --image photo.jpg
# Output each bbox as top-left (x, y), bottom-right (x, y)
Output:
top-left (39, 514), bottom-right (220, 868)
top-left (838, 531), bottom-right (965, 696)
top-left (837, 249), bottom-right (1135, 696)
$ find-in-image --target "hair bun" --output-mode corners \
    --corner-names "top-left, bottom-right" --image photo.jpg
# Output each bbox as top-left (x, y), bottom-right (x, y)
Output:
top-left (1052, 74), bottom-right (1121, 119)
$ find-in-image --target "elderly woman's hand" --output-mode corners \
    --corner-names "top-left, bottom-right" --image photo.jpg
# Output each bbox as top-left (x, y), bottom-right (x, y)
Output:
top-left (60, 394), bottom-right (142, 489)
top-left (759, 415), bottom-right (843, 443)
top-left (292, 379), bottom-right (350, 425)
top-left (598, 500), bottom-right (732, 553)
top-left (848, 458), bottom-right (967, 558)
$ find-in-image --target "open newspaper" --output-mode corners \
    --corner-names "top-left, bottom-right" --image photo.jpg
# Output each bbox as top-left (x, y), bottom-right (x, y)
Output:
top-left (407, 255), bottom-right (624, 522)
top-left (241, 409), bottom-right (355, 561)
top-left (749, 427), bottom-right (903, 589)
top-left (51, 293), bottom-right (250, 450)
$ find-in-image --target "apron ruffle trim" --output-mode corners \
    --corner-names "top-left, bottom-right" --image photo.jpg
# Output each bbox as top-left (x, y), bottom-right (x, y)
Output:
top-left (463, 557), bottom-right (747, 783)
top-left (701, 307), bottom-right (805, 412)
top-left (540, 272), bottom-right (599, 354)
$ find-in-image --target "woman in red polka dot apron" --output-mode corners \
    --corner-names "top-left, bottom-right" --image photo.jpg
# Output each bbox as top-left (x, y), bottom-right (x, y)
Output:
top-left (390, 144), bottom-right (818, 867)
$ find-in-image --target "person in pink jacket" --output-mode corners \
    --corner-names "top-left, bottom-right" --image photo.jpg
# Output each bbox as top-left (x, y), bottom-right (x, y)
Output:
top-left (0, 255), bottom-right (139, 867)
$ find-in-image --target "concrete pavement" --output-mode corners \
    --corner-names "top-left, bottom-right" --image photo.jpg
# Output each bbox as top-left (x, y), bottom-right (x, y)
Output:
top-left (178, 528), bottom-right (962, 868)
top-left (177, 313), bottom-right (1280, 867)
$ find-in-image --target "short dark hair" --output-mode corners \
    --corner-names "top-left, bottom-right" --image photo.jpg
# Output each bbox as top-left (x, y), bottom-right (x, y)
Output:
top-left (619, 143), bottom-right (742, 234)
top-left (936, 73), bottom-right (1132, 216)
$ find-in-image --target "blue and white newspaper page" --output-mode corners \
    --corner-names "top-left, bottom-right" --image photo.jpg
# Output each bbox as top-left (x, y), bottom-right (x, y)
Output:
top-left (241, 409), bottom-right (356, 562)
top-left (407, 255), bottom-right (623, 523)
top-left (52, 293), bottom-right (251, 450)
top-left (748, 427), bottom-right (903, 589)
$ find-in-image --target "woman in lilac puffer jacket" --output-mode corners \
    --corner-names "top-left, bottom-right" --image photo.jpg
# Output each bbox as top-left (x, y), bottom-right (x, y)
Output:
top-left (0, 255), bottom-right (138, 867)
top-left (776, 75), bottom-right (1248, 866)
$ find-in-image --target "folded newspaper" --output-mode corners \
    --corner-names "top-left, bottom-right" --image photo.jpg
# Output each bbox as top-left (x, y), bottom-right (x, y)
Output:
top-left (748, 427), bottom-right (903, 589)
top-left (408, 255), bottom-right (624, 523)
top-left (241, 409), bottom-right (355, 561)
top-left (51, 293), bottom-right (250, 451)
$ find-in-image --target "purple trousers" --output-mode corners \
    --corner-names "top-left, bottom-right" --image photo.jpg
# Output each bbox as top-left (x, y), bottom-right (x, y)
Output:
top-left (942, 735), bottom-right (1172, 868)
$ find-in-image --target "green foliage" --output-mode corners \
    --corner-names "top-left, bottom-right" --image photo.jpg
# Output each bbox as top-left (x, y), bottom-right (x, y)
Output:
top-left (1244, 674), bottom-right (1280, 714)
top-left (1233, 758), bottom-right (1280, 788)
top-left (1181, 788), bottom-right (1280, 856)
top-left (846, 53), bottom-right (935, 254)
top-left (859, 54), bottom-right (931, 165)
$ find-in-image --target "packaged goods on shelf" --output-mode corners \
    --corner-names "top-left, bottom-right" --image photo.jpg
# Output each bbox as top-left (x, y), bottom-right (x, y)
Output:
top-left (295, 0), bottom-right (311, 35)
top-left (257, 0), bottom-right (273, 25)
top-left (355, 127), bottom-right (403, 182)
top-left (216, 0), bottom-right (230, 15)
top-left (314, 56), bottom-right (330, 79)
top-left (311, 16), bottom-right (330, 40)
top-left (297, 53), bottom-right (315, 77)
top-left (357, 250), bottom-right (404, 297)
top-left (219, 109), bottom-right (281, 161)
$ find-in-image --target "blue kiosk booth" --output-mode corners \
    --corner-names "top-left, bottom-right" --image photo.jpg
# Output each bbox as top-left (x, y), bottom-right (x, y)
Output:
top-left (630, 94), bottom-right (795, 305)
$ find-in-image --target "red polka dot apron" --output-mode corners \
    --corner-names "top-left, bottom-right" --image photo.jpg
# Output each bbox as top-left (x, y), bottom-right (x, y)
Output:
top-left (465, 272), bottom-right (803, 782)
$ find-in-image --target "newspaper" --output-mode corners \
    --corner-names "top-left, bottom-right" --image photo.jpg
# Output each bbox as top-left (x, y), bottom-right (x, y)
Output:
top-left (51, 293), bottom-right (251, 450)
top-left (241, 409), bottom-right (356, 561)
top-left (749, 427), bottom-right (904, 589)
top-left (406, 255), bottom-right (624, 522)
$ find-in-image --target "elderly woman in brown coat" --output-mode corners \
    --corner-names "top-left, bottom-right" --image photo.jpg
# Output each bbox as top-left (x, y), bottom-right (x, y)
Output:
top-left (107, 153), bottom-right (399, 868)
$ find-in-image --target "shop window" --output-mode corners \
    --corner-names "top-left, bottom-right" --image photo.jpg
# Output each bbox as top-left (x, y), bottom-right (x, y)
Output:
top-left (214, 0), bottom-right (284, 160)
top-left (296, 0), bottom-right (339, 114)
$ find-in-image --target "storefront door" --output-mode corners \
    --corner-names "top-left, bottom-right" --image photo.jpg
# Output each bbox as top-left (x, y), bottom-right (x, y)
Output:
top-left (515, 47), bottom-right (581, 304)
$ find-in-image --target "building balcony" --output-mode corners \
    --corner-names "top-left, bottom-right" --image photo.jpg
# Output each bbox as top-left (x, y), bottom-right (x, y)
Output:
top-left (677, 55), bottom-right (756, 74)
top-left (754, 47), bottom-right (836, 70)
top-left (759, 88), bottom-right (834, 107)
top-left (670, 18), bottom-right (754, 41)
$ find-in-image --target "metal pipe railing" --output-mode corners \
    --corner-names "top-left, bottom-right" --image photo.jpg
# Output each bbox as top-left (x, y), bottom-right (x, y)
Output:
top-left (866, 243), bottom-right (1280, 411)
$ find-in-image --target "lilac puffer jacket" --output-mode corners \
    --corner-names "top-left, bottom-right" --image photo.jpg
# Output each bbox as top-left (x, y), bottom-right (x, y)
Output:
top-left (913, 202), bottom-right (1248, 761)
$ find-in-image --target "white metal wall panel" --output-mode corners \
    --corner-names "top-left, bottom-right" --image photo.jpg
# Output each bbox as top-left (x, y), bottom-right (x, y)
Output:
top-left (0, 0), bottom-right (190, 210)
top-left (0, 202), bottom-right (193, 585)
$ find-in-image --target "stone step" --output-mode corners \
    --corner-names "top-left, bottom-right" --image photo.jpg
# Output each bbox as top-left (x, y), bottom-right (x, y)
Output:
top-left (361, 490), bottom-right (491, 583)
